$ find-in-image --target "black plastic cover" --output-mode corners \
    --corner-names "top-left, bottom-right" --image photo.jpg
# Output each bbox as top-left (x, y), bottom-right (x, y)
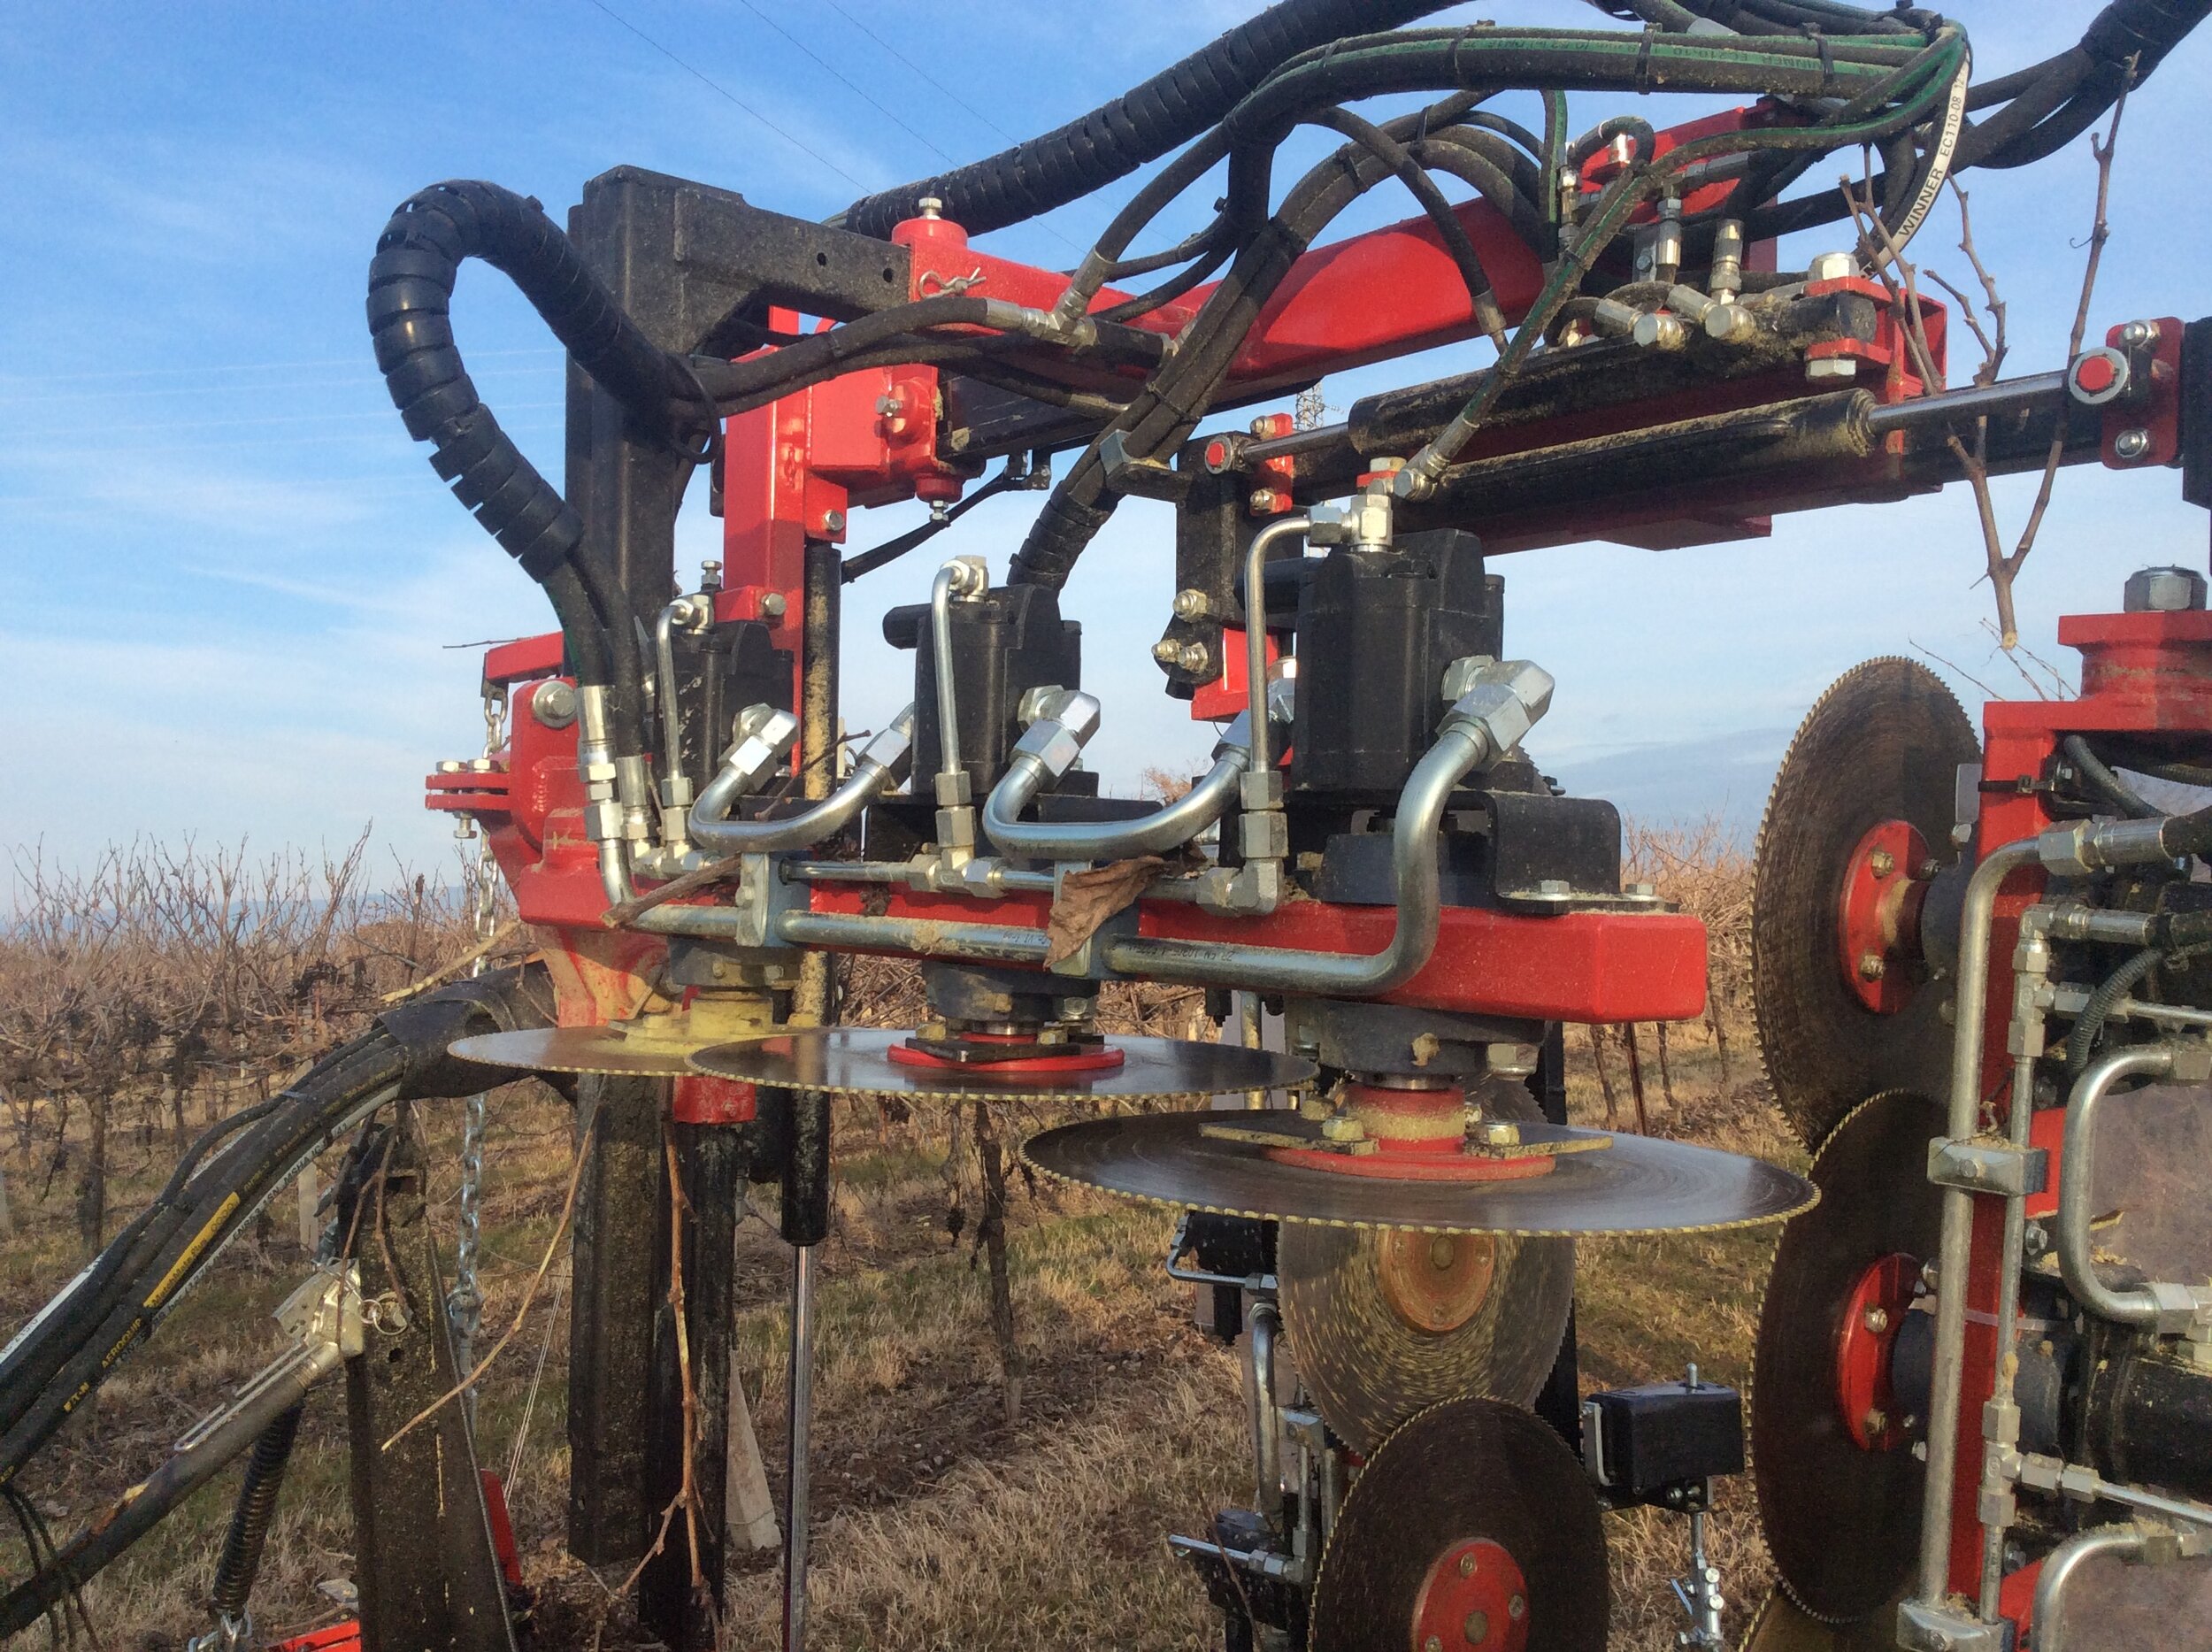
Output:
top-left (1289, 528), bottom-right (1503, 795)
top-left (884, 585), bottom-right (1082, 794)
top-left (1586, 1378), bottom-right (1745, 1500)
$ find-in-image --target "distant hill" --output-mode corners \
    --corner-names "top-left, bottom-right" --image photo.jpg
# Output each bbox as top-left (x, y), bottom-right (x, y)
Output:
top-left (1540, 726), bottom-right (1792, 845)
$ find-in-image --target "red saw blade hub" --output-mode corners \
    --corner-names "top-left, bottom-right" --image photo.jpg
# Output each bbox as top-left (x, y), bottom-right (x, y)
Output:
top-left (1834, 1252), bottom-right (1918, 1451)
top-left (1410, 1537), bottom-right (1531, 1652)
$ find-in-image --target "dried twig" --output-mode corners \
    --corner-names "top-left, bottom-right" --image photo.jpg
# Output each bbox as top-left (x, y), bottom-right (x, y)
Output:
top-left (381, 1126), bottom-right (592, 1450)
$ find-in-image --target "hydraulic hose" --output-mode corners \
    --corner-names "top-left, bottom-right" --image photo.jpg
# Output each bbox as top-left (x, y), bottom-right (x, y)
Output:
top-left (0, 965), bottom-right (554, 1489)
top-left (1010, 96), bottom-right (1489, 592)
top-left (837, 0), bottom-right (1459, 240)
top-left (368, 181), bottom-right (708, 757)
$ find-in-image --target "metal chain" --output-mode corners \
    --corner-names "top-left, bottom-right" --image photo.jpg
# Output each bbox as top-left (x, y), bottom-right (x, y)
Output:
top-left (447, 683), bottom-right (505, 1404)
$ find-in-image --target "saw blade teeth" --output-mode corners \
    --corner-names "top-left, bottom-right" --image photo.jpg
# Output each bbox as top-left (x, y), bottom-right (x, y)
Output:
top-left (1751, 657), bottom-right (1978, 1149)
top-left (1747, 1089), bottom-right (1943, 1625)
top-left (1021, 1110), bottom-right (1817, 1236)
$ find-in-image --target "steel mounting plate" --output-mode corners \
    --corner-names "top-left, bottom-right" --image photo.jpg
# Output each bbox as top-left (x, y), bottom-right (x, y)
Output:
top-left (1309, 1395), bottom-right (1608, 1652)
top-left (1022, 1110), bottom-right (1816, 1235)
top-left (1751, 1089), bottom-right (1941, 1623)
top-left (1752, 657), bottom-right (1976, 1147)
top-left (687, 1026), bottom-right (1316, 1103)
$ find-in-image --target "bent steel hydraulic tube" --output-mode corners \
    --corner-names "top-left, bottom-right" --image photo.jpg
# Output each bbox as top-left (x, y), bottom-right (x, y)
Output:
top-left (691, 707), bottom-right (918, 857)
top-left (1102, 674), bottom-right (1542, 995)
top-left (1243, 517), bottom-right (1310, 776)
top-left (2029, 1525), bottom-right (2150, 1652)
top-left (2058, 1044), bottom-right (2212, 1332)
top-left (983, 712), bottom-right (1254, 862)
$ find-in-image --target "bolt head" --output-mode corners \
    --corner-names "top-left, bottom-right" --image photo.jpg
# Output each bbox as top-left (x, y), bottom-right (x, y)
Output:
top-left (1248, 488), bottom-right (1282, 514)
top-left (1508, 1594), bottom-right (1525, 1622)
top-left (759, 591), bottom-right (788, 619)
top-left (917, 196), bottom-right (942, 219)
top-left (1863, 1407), bottom-right (1888, 1436)
top-left (1863, 1305), bottom-right (1891, 1334)
top-left (2119, 319), bottom-right (2157, 348)
top-left (1859, 951), bottom-right (1887, 981)
top-left (1869, 848), bottom-right (1894, 878)
top-left (1152, 639), bottom-right (1182, 665)
top-left (530, 679), bottom-right (579, 729)
top-left (1806, 354), bottom-right (1859, 382)
top-left (1458, 1551), bottom-right (1478, 1577)
top-left (1808, 250), bottom-right (1858, 283)
top-left (820, 508), bottom-right (847, 534)
top-left (1177, 642), bottom-right (1212, 675)
top-left (1171, 588), bottom-right (1211, 620)
top-left (2114, 427), bottom-right (2152, 461)
top-left (2124, 565), bottom-right (2206, 612)
top-left (1425, 1638), bottom-right (1443, 1652)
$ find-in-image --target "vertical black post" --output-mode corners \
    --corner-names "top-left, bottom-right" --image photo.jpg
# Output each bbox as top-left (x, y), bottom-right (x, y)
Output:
top-left (341, 1122), bottom-right (517, 1652)
top-left (566, 1076), bottom-right (662, 1568)
top-left (1528, 1023), bottom-right (1584, 1450)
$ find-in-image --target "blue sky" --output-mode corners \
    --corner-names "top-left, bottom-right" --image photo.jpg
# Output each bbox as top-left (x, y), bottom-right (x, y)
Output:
top-left (4, 1), bottom-right (2208, 878)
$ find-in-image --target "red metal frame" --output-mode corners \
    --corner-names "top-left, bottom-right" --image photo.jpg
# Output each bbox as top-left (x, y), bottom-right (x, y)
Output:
top-left (430, 101), bottom-right (1970, 1037)
top-left (1932, 605), bottom-right (2212, 1618)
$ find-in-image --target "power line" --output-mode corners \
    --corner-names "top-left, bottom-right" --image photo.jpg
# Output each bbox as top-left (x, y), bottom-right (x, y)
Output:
top-left (579, 0), bottom-right (869, 192)
top-left (0, 348), bottom-right (563, 389)
top-left (727, 0), bottom-right (956, 165)
top-left (819, 0), bottom-right (1016, 145)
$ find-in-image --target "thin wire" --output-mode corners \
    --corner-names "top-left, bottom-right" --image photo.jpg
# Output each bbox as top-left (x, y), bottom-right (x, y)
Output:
top-left (727, 0), bottom-right (956, 165)
top-left (818, 0), bottom-right (1015, 142)
top-left (580, 0), bottom-right (870, 191)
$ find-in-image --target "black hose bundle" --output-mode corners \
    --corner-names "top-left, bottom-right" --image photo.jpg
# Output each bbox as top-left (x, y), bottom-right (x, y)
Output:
top-left (837, 0), bottom-right (1460, 240)
top-left (368, 181), bottom-right (720, 753)
top-left (0, 965), bottom-right (554, 1493)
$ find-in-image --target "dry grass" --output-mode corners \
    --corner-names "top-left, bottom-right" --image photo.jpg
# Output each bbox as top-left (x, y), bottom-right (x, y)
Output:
top-left (2, 825), bottom-right (1792, 1651)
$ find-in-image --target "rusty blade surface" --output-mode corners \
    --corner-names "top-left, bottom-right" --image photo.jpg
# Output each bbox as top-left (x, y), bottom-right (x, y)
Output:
top-left (451, 1026), bottom-right (718, 1077)
top-left (1310, 1395), bottom-right (1608, 1652)
top-left (1279, 1087), bottom-right (1571, 1453)
top-left (688, 1026), bottom-right (1316, 1103)
top-left (1279, 1223), bottom-right (1573, 1456)
top-left (1022, 1111), bottom-right (1815, 1235)
top-left (1752, 657), bottom-right (1976, 1147)
top-left (1751, 1090), bottom-right (1941, 1624)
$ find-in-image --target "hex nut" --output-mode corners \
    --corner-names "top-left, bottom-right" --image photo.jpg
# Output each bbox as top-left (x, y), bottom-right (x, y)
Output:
top-left (1807, 250), bottom-right (1857, 282)
top-left (1806, 355), bottom-right (1859, 381)
top-left (2124, 565), bottom-right (2206, 613)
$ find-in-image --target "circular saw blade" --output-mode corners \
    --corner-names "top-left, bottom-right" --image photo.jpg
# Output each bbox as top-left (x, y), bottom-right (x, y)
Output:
top-left (1752, 1090), bottom-right (1942, 1623)
top-left (1310, 1395), bottom-right (1608, 1652)
top-left (1279, 1088), bottom-right (1571, 1453)
top-left (1753, 657), bottom-right (1976, 1147)
top-left (687, 1026), bottom-right (1315, 1103)
top-left (1279, 1225), bottom-right (1572, 1455)
top-left (1021, 1111), bottom-right (1815, 1235)
top-left (450, 1026), bottom-right (720, 1078)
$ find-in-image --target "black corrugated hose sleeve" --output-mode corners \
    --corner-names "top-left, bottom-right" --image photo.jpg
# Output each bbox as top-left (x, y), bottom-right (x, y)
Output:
top-left (838, 0), bottom-right (1458, 240)
top-left (0, 965), bottom-right (554, 1487)
top-left (208, 1402), bottom-right (304, 1619)
top-left (367, 181), bottom-right (709, 721)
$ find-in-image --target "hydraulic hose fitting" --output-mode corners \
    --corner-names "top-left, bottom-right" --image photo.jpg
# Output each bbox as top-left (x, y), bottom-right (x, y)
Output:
top-left (577, 684), bottom-right (635, 903)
